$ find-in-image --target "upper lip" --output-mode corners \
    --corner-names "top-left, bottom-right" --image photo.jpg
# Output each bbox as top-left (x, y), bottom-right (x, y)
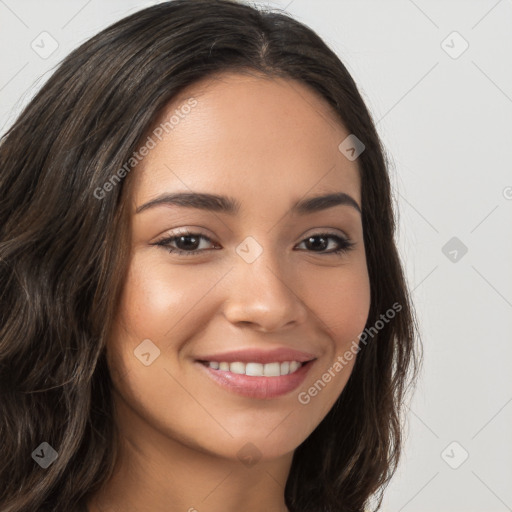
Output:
top-left (195, 347), bottom-right (318, 364)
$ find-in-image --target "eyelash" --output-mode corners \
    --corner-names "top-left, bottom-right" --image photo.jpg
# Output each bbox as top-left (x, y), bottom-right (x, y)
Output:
top-left (153, 230), bottom-right (355, 257)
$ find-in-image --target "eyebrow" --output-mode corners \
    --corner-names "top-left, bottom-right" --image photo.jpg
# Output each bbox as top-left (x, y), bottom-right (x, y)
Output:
top-left (135, 191), bottom-right (361, 215)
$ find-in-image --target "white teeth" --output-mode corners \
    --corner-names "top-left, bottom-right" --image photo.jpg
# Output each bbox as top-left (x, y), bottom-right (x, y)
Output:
top-left (245, 362), bottom-right (264, 376)
top-left (229, 362), bottom-right (245, 374)
top-left (205, 360), bottom-right (305, 376)
top-left (263, 362), bottom-right (281, 377)
top-left (289, 361), bottom-right (301, 373)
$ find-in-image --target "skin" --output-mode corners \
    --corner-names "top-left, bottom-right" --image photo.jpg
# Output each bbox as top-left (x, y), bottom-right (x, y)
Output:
top-left (88, 71), bottom-right (371, 512)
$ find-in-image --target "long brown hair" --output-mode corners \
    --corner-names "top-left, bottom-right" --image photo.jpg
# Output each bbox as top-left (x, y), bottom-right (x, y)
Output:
top-left (0, 1), bottom-right (422, 510)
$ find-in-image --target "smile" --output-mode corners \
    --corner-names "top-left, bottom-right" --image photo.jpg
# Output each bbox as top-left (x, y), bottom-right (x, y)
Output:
top-left (201, 360), bottom-right (303, 377)
top-left (195, 359), bottom-right (316, 400)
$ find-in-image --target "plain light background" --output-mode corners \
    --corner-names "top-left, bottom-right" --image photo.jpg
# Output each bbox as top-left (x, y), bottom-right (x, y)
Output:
top-left (1, 1), bottom-right (511, 511)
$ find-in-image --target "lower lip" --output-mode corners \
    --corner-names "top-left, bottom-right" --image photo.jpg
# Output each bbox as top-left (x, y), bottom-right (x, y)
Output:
top-left (195, 360), bottom-right (315, 400)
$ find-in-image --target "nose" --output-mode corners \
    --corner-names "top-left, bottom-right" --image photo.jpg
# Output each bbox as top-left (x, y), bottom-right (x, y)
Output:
top-left (222, 252), bottom-right (309, 333)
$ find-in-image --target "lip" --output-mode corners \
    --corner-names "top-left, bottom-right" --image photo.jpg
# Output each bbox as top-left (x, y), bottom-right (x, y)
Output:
top-left (195, 359), bottom-right (315, 400)
top-left (195, 347), bottom-right (317, 364)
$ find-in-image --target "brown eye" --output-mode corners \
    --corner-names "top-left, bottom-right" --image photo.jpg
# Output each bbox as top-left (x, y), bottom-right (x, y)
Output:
top-left (297, 233), bottom-right (355, 255)
top-left (153, 232), bottom-right (217, 256)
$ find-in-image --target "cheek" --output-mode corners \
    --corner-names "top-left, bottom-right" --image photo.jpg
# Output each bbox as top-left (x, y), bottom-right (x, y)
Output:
top-left (295, 265), bottom-right (370, 418)
top-left (114, 254), bottom-right (220, 342)
top-left (301, 259), bottom-right (371, 350)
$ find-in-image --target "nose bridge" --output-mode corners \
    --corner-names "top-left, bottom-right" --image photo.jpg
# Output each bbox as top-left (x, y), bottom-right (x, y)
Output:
top-left (222, 236), bottom-right (307, 331)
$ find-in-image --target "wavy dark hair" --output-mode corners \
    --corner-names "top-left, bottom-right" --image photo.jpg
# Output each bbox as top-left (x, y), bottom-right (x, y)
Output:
top-left (0, 1), bottom-right (422, 511)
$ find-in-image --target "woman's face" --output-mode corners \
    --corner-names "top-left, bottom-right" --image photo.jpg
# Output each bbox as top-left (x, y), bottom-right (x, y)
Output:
top-left (108, 72), bottom-right (371, 463)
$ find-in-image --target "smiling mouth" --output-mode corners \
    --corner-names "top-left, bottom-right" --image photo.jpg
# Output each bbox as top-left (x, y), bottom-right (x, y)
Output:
top-left (198, 360), bottom-right (306, 377)
top-left (195, 359), bottom-right (316, 400)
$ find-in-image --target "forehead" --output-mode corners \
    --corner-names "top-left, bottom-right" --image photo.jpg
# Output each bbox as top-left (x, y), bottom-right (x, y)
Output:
top-left (131, 71), bottom-right (361, 210)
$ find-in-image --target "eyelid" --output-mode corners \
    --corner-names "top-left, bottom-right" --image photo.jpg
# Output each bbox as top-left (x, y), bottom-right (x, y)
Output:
top-left (301, 227), bottom-right (350, 240)
top-left (151, 229), bottom-right (218, 255)
top-left (152, 228), bottom-right (355, 257)
top-left (157, 226), bottom-right (350, 243)
top-left (155, 226), bottom-right (216, 244)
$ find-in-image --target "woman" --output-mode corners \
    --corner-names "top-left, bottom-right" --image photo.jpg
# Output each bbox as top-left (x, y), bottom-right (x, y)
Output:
top-left (0, 1), bottom-right (421, 511)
